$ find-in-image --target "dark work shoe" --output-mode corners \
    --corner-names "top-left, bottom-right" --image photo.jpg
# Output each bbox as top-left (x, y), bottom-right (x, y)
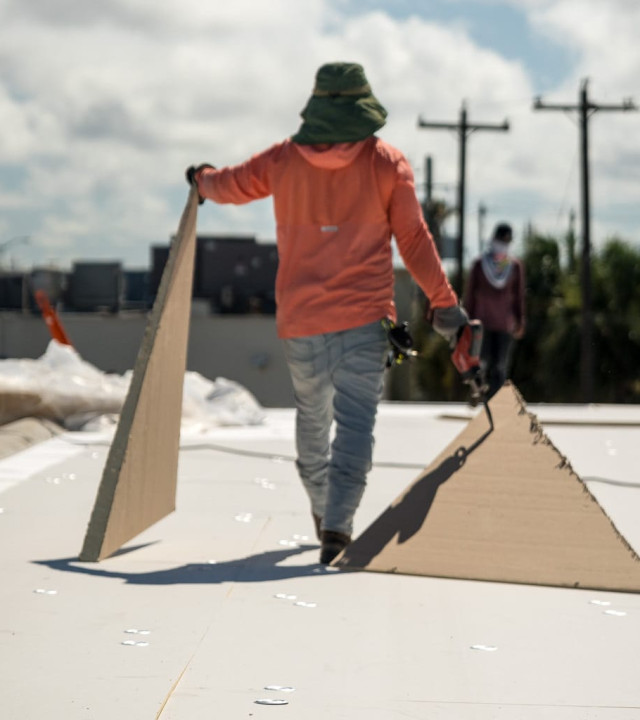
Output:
top-left (320, 530), bottom-right (351, 565)
top-left (312, 513), bottom-right (322, 541)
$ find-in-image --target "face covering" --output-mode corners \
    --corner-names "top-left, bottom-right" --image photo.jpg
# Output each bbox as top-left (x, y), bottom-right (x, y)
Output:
top-left (481, 241), bottom-right (514, 289)
top-left (490, 240), bottom-right (511, 256)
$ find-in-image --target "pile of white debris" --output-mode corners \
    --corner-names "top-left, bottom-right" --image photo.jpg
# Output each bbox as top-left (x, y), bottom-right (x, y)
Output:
top-left (0, 340), bottom-right (266, 432)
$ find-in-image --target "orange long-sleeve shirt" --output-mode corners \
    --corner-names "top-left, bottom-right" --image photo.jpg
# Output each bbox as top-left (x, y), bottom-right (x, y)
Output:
top-left (197, 136), bottom-right (457, 338)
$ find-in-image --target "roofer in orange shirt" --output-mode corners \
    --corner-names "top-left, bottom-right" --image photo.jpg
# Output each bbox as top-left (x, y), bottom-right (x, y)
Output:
top-left (187, 62), bottom-right (468, 564)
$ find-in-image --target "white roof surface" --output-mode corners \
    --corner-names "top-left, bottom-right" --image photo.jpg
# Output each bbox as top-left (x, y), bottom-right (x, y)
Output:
top-left (1, 400), bottom-right (639, 719)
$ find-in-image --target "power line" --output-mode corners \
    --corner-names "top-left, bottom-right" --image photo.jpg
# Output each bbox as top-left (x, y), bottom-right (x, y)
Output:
top-left (418, 102), bottom-right (509, 295)
top-left (533, 79), bottom-right (637, 403)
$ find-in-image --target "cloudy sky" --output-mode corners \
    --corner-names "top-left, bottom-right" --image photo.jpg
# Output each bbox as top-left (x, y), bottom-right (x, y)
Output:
top-left (1, 0), bottom-right (638, 272)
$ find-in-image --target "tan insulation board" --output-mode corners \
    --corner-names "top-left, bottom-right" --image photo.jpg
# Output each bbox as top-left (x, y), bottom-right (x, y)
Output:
top-left (336, 382), bottom-right (640, 592)
top-left (79, 187), bottom-right (199, 561)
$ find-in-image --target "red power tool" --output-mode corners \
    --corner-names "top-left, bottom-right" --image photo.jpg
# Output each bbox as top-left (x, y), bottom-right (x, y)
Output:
top-left (451, 320), bottom-right (493, 429)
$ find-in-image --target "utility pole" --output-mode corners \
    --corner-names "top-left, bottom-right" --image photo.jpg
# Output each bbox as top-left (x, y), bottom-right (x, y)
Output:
top-left (422, 155), bottom-right (433, 254)
top-left (567, 209), bottom-right (577, 274)
top-left (533, 79), bottom-right (637, 403)
top-left (424, 156), bottom-right (433, 204)
top-left (418, 103), bottom-right (509, 294)
top-left (478, 202), bottom-right (487, 253)
top-left (421, 156), bottom-right (445, 257)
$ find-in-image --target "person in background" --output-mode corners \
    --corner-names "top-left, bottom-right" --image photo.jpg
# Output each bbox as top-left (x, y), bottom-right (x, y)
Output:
top-left (186, 62), bottom-right (467, 564)
top-left (463, 222), bottom-right (526, 398)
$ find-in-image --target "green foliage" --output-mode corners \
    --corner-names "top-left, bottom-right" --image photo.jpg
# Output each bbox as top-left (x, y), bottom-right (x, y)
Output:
top-left (515, 234), bottom-right (640, 402)
top-left (411, 321), bottom-right (465, 401)
top-left (591, 239), bottom-right (640, 401)
top-left (511, 232), bottom-right (567, 401)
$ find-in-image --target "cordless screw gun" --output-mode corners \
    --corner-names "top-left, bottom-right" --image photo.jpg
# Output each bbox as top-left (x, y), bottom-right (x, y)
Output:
top-left (451, 319), bottom-right (493, 428)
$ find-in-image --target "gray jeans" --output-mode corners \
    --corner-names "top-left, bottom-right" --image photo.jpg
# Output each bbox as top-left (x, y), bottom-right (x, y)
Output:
top-left (282, 320), bottom-right (388, 536)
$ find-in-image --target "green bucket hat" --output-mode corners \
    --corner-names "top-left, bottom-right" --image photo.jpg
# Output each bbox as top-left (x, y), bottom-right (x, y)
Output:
top-left (291, 62), bottom-right (387, 145)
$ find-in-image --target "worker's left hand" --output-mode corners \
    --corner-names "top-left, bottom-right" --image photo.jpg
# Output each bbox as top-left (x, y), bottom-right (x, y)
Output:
top-left (185, 164), bottom-right (215, 204)
top-left (432, 304), bottom-right (469, 346)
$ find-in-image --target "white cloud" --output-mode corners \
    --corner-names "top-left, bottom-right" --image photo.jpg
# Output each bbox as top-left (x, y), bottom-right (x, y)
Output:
top-left (0, 0), bottom-right (638, 271)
